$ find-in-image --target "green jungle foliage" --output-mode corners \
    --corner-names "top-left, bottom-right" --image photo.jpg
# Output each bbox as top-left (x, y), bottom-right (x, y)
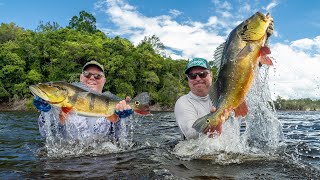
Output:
top-left (0, 11), bottom-right (201, 108)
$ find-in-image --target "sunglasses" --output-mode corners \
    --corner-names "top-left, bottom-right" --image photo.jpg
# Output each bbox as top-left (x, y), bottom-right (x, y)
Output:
top-left (187, 71), bottom-right (210, 80)
top-left (82, 71), bottom-right (104, 80)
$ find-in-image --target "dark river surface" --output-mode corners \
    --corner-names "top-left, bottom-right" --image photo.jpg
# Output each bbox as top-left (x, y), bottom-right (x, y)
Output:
top-left (1, 110), bottom-right (320, 179)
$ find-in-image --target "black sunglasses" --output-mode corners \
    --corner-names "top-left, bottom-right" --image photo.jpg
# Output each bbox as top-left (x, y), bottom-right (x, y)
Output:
top-left (187, 71), bottom-right (210, 80)
top-left (82, 71), bottom-right (104, 80)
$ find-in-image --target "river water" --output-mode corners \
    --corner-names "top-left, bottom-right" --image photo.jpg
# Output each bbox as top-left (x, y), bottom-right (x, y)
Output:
top-left (0, 110), bottom-right (320, 179)
top-left (1, 66), bottom-right (320, 179)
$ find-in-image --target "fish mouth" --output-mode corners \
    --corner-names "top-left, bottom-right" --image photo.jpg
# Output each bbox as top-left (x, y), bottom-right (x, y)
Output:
top-left (29, 85), bottom-right (49, 101)
top-left (29, 85), bottom-right (65, 103)
top-left (134, 105), bottom-right (150, 115)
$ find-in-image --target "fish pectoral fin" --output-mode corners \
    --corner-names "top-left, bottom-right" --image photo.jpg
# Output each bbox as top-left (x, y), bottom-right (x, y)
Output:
top-left (236, 44), bottom-right (255, 60)
top-left (259, 46), bottom-right (273, 66)
top-left (259, 55), bottom-right (273, 66)
top-left (59, 105), bottom-right (73, 125)
top-left (59, 112), bottom-right (65, 125)
top-left (259, 46), bottom-right (271, 55)
top-left (59, 104), bottom-right (72, 125)
top-left (234, 101), bottom-right (248, 117)
top-left (107, 114), bottom-right (118, 123)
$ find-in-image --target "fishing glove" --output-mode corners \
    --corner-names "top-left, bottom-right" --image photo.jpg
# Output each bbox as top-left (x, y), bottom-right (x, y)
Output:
top-left (115, 109), bottom-right (133, 118)
top-left (33, 96), bottom-right (51, 112)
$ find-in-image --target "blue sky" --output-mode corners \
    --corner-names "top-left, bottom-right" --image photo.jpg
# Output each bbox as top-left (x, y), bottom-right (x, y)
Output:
top-left (1, 0), bottom-right (320, 100)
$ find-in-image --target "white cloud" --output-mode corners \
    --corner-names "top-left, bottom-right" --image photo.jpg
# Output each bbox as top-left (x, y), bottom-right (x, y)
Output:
top-left (212, 0), bottom-right (232, 10)
top-left (291, 36), bottom-right (320, 52)
top-left (269, 42), bottom-right (320, 100)
top-left (97, 0), bottom-right (226, 60)
top-left (239, 3), bottom-right (251, 13)
top-left (266, 0), bottom-right (278, 12)
top-left (169, 9), bottom-right (182, 17)
top-left (207, 16), bottom-right (218, 26)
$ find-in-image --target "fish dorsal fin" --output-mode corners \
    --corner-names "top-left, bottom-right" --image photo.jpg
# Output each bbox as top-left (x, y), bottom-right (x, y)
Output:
top-left (213, 42), bottom-right (226, 74)
top-left (102, 91), bottom-right (122, 101)
top-left (209, 81), bottom-right (219, 106)
top-left (71, 82), bottom-right (103, 96)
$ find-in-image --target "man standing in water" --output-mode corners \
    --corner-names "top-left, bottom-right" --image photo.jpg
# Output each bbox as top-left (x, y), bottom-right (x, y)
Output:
top-left (33, 60), bottom-right (133, 140)
top-left (174, 58), bottom-right (230, 140)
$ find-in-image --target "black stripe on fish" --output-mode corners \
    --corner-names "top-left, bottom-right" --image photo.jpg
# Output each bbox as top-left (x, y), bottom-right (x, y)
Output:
top-left (89, 94), bottom-right (95, 111)
top-left (68, 93), bottom-right (79, 105)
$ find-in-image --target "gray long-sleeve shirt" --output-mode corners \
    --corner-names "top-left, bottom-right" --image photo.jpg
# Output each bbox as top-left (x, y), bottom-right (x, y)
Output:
top-left (174, 92), bottom-right (213, 140)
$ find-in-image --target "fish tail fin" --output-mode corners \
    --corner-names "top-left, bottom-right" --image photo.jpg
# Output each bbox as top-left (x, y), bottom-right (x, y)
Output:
top-left (132, 92), bottom-right (151, 115)
top-left (192, 113), bottom-right (214, 133)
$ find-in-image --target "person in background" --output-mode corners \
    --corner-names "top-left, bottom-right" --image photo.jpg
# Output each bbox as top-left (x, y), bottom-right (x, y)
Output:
top-left (33, 60), bottom-right (132, 141)
top-left (174, 58), bottom-right (229, 140)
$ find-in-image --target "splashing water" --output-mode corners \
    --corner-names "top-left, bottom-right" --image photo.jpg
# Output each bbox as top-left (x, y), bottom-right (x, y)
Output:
top-left (173, 65), bottom-right (284, 163)
top-left (40, 112), bottom-right (135, 158)
top-left (243, 65), bottom-right (284, 151)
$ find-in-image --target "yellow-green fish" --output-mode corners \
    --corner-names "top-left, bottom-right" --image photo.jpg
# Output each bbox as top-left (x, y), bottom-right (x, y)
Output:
top-left (192, 12), bottom-right (274, 135)
top-left (29, 81), bottom-right (150, 124)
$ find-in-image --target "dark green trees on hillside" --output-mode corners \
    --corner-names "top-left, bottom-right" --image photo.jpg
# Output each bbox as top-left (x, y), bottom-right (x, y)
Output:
top-left (67, 10), bottom-right (99, 33)
top-left (0, 11), bottom-right (189, 108)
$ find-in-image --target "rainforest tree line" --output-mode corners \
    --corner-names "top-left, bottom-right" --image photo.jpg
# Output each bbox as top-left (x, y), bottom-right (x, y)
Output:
top-left (273, 96), bottom-right (320, 111)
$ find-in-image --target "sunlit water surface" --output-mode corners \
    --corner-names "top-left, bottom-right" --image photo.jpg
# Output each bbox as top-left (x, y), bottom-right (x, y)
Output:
top-left (1, 67), bottom-right (320, 179)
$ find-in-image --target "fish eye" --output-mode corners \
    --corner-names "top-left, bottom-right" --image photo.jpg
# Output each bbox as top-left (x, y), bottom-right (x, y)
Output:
top-left (135, 101), bottom-right (140, 105)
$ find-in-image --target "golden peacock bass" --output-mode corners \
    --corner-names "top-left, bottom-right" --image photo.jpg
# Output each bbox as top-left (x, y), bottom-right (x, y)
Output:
top-left (192, 12), bottom-right (274, 135)
top-left (29, 81), bottom-right (150, 124)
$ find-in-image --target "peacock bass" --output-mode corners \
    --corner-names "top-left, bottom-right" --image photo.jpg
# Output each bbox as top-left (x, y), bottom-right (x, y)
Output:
top-left (29, 81), bottom-right (150, 124)
top-left (192, 12), bottom-right (274, 135)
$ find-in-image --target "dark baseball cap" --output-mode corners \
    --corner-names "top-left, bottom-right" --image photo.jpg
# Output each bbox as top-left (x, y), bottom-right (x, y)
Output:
top-left (185, 58), bottom-right (210, 74)
top-left (82, 60), bottom-right (104, 73)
